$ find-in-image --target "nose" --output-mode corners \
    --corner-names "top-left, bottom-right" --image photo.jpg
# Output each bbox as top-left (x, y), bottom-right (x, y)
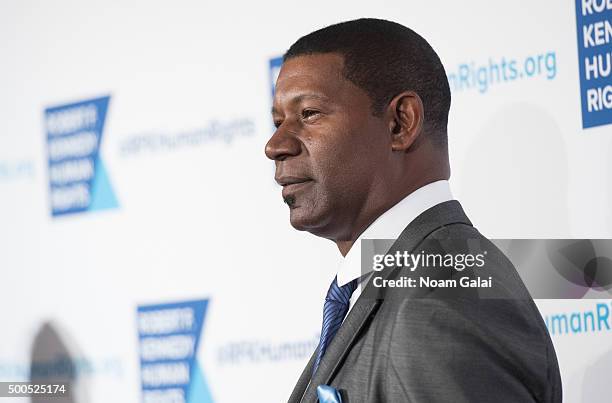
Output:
top-left (265, 126), bottom-right (301, 161)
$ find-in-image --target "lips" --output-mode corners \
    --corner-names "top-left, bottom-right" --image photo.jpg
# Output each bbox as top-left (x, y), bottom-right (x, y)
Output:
top-left (275, 176), bottom-right (312, 186)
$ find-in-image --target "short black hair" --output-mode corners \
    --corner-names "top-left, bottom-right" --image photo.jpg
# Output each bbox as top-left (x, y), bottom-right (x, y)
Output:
top-left (284, 18), bottom-right (451, 146)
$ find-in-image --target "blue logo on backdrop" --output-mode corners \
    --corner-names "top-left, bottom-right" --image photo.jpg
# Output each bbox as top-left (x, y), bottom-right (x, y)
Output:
top-left (45, 95), bottom-right (118, 216)
top-left (137, 299), bottom-right (213, 403)
top-left (574, 0), bottom-right (612, 128)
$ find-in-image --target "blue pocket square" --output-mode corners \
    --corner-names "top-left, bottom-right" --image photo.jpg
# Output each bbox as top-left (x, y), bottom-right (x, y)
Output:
top-left (316, 384), bottom-right (342, 403)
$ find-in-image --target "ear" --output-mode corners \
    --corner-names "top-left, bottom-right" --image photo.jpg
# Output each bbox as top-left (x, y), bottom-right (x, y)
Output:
top-left (387, 91), bottom-right (424, 152)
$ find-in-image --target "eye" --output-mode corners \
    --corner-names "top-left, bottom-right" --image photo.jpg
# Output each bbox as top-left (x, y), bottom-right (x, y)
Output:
top-left (301, 109), bottom-right (321, 122)
top-left (273, 119), bottom-right (283, 129)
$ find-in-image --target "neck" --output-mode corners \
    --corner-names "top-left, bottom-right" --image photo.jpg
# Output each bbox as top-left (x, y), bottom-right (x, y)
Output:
top-left (334, 167), bottom-right (449, 257)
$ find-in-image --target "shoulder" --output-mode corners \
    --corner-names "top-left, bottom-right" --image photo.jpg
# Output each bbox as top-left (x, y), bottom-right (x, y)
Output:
top-left (372, 223), bottom-right (560, 401)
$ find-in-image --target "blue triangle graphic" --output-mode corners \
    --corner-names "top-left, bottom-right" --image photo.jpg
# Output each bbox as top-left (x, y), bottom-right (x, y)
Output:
top-left (89, 158), bottom-right (119, 211)
top-left (187, 360), bottom-right (214, 403)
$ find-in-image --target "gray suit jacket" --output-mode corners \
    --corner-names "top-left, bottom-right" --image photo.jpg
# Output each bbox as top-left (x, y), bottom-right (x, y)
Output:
top-left (288, 200), bottom-right (562, 403)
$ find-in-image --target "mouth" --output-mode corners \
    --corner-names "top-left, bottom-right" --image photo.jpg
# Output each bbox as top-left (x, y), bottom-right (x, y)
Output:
top-left (275, 176), bottom-right (312, 187)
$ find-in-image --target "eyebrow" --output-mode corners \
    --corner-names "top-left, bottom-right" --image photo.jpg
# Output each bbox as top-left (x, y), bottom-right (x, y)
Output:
top-left (271, 93), bottom-right (330, 115)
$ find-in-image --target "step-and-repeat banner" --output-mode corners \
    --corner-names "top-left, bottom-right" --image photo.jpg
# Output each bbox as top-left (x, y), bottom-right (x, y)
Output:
top-left (1, 1), bottom-right (611, 402)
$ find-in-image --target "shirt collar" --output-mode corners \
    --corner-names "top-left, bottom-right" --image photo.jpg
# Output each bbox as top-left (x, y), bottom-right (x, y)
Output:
top-left (336, 180), bottom-right (453, 286)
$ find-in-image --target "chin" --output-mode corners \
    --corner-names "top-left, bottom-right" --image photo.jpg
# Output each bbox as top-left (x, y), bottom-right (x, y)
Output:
top-left (288, 206), bottom-right (333, 236)
top-left (288, 209), bottom-right (313, 231)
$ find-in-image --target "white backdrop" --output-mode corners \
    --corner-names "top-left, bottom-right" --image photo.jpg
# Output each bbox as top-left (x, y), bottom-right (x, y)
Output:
top-left (1, 0), bottom-right (611, 402)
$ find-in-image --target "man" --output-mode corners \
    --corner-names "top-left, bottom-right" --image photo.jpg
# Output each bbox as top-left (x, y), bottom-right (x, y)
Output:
top-left (265, 18), bottom-right (562, 402)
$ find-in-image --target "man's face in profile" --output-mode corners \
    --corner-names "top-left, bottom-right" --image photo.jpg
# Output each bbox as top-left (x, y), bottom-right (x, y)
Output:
top-left (266, 53), bottom-right (389, 240)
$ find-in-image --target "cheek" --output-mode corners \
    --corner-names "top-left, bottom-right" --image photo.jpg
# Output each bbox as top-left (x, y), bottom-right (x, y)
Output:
top-left (310, 141), bottom-right (349, 184)
top-left (307, 118), bottom-right (382, 194)
top-left (312, 145), bottom-right (372, 200)
top-left (330, 130), bottom-right (380, 174)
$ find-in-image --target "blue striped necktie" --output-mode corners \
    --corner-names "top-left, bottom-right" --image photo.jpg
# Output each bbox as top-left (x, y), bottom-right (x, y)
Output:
top-left (312, 276), bottom-right (359, 376)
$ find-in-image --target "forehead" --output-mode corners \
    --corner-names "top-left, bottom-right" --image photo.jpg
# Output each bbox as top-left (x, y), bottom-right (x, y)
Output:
top-left (273, 53), bottom-right (350, 106)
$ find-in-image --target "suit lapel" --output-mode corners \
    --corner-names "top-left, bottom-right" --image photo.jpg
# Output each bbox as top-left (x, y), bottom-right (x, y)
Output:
top-left (290, 200), bottom-right (472, 402)
top-left (299, 297), bottom-right (382, 402)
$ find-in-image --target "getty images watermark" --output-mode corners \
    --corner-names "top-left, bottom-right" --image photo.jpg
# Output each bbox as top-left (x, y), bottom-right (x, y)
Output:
top-left (360, 239), bottom-right (612, 299)
top-left (371, 249), bottom-right (491, 289)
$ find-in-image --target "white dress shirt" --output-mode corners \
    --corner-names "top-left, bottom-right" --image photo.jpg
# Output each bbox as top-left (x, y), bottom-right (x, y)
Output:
top-left (336, 180), bottom-right (454, 312)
